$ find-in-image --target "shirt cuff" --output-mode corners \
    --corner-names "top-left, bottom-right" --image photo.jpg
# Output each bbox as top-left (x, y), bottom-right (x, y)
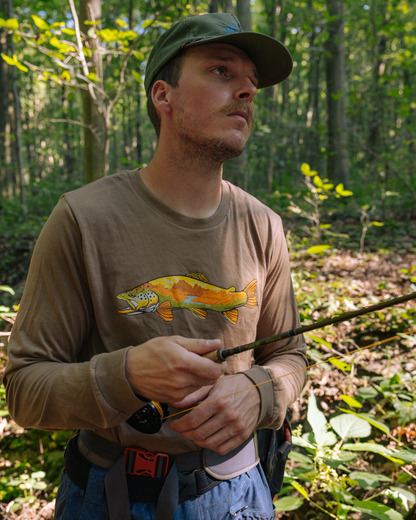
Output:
top-left (92, 347), bottom-right (149, 419)
top-left (240, 365), bottom-right (286, 429)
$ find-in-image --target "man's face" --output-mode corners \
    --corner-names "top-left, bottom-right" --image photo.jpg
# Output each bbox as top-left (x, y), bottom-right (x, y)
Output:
top-left (167, 43), bottom-right (258, 163)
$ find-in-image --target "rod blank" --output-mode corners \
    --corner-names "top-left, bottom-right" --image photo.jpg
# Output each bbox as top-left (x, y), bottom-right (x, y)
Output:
top-left (203, 291), bottom-right (416, 363)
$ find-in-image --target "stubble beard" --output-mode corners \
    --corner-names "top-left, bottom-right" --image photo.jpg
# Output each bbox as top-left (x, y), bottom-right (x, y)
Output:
top-left (176, 102), bottom-right (254, 171)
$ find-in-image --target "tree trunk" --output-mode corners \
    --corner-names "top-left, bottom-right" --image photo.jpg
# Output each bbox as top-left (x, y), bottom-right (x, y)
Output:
top-left (8, 0), bottom-right (26, 210)
top-left (0, 0), bottom-right (8, 190)
top-left (236, 0), bottom-right (251, 31)
top-left (264, 0), bottom-right (279, 189)
top-left (221, 0), bottom-right (234, 14)
top-left (61, 85), bottom-right (73, 175)
top-left (325, 0), bottom-right (349, 185)
top-left (209, 0), bottom-right (218, 13)
top-left (367, 6), bottom-right (388, 159)
top-left (79, 0), bottom-right (106, 183)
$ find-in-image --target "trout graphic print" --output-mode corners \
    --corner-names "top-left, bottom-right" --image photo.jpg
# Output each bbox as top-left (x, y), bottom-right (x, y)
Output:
top-left (116, 273), bottom-right (258, 324)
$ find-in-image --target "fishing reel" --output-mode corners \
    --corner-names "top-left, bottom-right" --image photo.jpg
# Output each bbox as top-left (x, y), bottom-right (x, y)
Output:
top-left (126, 401), bottom-right (169, 434)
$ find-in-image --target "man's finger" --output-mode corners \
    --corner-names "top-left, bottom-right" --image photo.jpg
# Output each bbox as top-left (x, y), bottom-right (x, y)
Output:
top-left (170, 385), bottom-right (213, 409)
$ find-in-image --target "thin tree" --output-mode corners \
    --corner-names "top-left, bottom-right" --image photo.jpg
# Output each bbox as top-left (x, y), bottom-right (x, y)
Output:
top-left (325, 0), bottom-right (349, 185)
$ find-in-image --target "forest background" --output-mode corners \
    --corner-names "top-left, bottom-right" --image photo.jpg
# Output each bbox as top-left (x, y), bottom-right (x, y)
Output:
top-left (0, 0), bottom-right (415, 519)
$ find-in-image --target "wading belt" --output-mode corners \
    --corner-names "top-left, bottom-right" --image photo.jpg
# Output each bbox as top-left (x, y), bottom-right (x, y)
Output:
top-left (64, 429), bottom-right (259, 520)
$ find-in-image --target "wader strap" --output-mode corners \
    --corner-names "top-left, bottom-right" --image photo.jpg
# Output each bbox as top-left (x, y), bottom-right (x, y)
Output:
top-left (104, 454), bottom-right (131, 520)
top-left (154, 461), bottom-right (179, 520)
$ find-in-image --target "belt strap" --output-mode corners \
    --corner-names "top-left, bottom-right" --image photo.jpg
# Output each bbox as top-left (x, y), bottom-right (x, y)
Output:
top-left (75, 429), bottom-right (256, 520)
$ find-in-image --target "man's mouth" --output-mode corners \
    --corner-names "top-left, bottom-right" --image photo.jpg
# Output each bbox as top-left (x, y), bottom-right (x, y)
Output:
top-left (228, 109), bottom-right (249, 124)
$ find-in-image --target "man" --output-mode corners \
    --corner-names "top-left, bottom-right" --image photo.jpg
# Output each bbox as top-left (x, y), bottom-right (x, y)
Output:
top-left (4, 12), bottom-right (307, 520)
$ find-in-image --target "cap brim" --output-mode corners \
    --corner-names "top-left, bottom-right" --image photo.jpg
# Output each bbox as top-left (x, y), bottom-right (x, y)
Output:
top-left (184, 32), bottom-right (292, 89)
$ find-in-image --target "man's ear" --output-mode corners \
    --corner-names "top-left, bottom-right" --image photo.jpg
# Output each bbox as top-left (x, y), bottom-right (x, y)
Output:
top-left (152, 80), bottom-right (173, 115)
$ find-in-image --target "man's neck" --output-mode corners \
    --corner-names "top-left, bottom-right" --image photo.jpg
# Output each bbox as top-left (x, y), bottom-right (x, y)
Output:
top-left (139, 142), bottom-right (224, 219)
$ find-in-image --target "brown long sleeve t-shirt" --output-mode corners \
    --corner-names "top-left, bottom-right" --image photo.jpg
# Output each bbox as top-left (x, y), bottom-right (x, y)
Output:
top-left (4, 169), bottom-right (307, 455)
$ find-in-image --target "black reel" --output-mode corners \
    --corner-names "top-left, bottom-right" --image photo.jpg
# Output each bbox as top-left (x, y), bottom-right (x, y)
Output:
top-left (126, 401), bottom-right (169, 434)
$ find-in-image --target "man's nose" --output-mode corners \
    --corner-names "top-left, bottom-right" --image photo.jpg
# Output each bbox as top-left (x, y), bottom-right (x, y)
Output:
top-left (234, 77), bottom-right (258, 102)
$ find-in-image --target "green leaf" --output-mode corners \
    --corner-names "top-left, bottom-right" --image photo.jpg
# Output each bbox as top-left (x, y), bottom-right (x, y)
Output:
top-left (116, 18), bottom-right (128, 28)
top-left (305, 334), bottom-right (332, 349)
top-left (351, 499), bottom-right (404, 520)
top-left (335, 183), bottom-right (353, 196)
top-left (0, 410), bottom-right (9, 416)
top-left (5, 18), bottom-right (18, 29)
top-left (86, 72), bottom-right (100, 81)
top-left (372, 221), bottom-right (384, 226)
top-left (273, 496), bottom-right (304, 511)
top-left (31, 471), bottom-right (46, 479)
top-left (328, 358), bottom-right (351, 371)
top-left (61, 28), bottom-right (76, 35)
top-left (349, 471), bottom-right (392, 490)
top-left (313, 175), bottom-right (323, 187)
top-left (307, 245), bottom-right (330, 254)
top-left (0, 285), bottom-right (15, 295)
top-left (1, 53), bottom-right (17, 66)
top-left (291, 481), bottom-right (309, 499)
top-left (300, 163), bottom-right (317, 176)
top-left (342, 443), bottom-right (401, 462)
top-left (337, 408), bottom-right (390, 434)
top-left (330, 414), bottom-right (371, 439)
top-left (292, 435), bottom-right (314, 449)
top-left (383, 487), bottom-right (416, 512)
top-left (307, 393), bottom-right (337, 446)
top-left (358, 386), bottom-right (378, 400)
top-left (16, 61), bottom-right (28, 72)
top-left (393, 450), bottom-right (416, 463)
top-left (131, 70), bottom-right (142, 83)
top-left (32, 14), bottom-right (49, 30)
top-left (341, 395), bottom-right (362, 408)
top-left (288, 451), bottom-right (313, 464)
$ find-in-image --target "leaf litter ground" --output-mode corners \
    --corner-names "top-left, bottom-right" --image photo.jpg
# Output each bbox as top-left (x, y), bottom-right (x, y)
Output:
top-left (0, 248), bottom-right (415, 519)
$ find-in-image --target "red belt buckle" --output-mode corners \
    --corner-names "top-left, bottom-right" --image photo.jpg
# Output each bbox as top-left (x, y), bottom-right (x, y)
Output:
top-left (125, 447), bottom-right (169, 478)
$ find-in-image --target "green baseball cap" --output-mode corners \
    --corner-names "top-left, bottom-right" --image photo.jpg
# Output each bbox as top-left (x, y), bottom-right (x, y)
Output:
top-left (144, 12), bottom-right (292, 96)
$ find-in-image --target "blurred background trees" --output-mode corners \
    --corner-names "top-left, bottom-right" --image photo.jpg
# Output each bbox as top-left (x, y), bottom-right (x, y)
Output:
top-left (0, 0), bottom-right (415, 226)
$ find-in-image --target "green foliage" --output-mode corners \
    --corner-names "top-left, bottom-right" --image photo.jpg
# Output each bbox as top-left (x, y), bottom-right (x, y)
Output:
top-left (275, 388), bottom-right (416, 518)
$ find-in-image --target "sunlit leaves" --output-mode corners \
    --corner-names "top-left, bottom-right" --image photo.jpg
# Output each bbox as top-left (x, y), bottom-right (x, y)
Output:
top-left (337, 408), bottom-right (390, 434)
top-left (32, 14), bottom-right (49, 30)
top-left (1, 53), bottom-right (28, 72)
top-left (301, 163), bottom-right (317, 176)
top-left (340, 395), bottom-right (362, 408)
top-left (330, 414), bottom-right (371, 440)
top-left (307, 392), bottom-right (338, 446)
top-left (291, 481), bottom-right (309, 499)
top-left (0, 18), bottom-right (19, 29)
top-left (328, 358), bottom-right (351, 371)
top-left (273, 496), bottom-right (304, 511)
top-left (86, 72), bottom-right (100, 82)
top-left (335, 183), bottom-right (353, 196)
top-left (307, 245), bottom-right (330, 254)
top-left (131, 70), bottom-right (142, 83)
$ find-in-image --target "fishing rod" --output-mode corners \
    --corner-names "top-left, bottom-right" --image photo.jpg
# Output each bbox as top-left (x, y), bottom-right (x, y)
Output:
top-left (126, 291), bottom-right (416, 434)
top-left (203, 291), bottom-right (416, 362)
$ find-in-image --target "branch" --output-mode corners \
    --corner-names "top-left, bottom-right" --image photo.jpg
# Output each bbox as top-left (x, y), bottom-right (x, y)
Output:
top-left (47, 118), bottom-right (101, 142)
top-left (67, 0), bottom-right (98, 105)
top-left (106, 0), bottom-right (178, 119)
top-left (67, 0), bottom-right (89, 78)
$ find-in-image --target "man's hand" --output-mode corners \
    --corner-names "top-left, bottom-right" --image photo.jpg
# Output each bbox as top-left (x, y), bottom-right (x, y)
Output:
top-left (125, 336), bottom-right (227, 403)
top-left (170, 374), bottom-right (260, 455)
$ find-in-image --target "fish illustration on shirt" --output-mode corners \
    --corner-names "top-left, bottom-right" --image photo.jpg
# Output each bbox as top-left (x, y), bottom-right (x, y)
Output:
top-left (116, 273), bottom-right (258, 324)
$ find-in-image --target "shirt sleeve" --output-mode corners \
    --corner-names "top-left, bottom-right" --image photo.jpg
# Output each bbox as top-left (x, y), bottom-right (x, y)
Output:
top-left (3, 197), bottom-right (147, 430)
top-left (240, 215), bottom-right (308, 430)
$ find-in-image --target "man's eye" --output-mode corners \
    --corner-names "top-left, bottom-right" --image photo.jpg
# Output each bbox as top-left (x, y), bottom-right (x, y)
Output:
top-left (215, 66), bottom-right (226, 76)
